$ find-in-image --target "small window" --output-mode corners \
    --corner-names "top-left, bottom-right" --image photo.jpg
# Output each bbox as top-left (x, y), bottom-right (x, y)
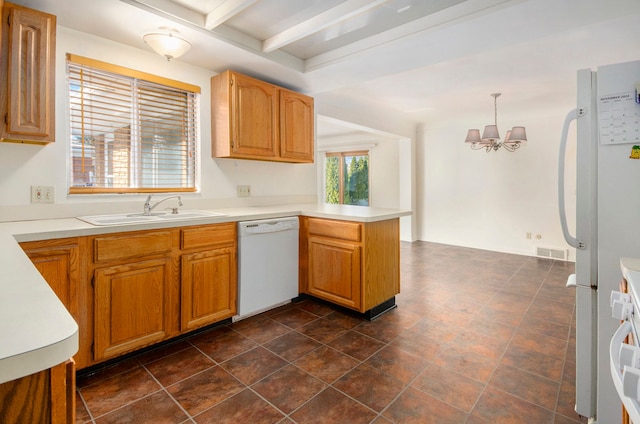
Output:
top-left (67, 54), bottom-right (200, 194)
top-left (325, 151), bottom-right (369, 206)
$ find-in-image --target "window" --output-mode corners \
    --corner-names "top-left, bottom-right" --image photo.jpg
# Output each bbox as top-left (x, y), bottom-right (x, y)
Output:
top-left (67, 54), bottom-right (200, 194)
top-left (325, 151), bottom-right (369, 206)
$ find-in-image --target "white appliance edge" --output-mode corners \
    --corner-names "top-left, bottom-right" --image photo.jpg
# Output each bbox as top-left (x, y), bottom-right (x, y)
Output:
top-left (562, 59), bottom-right (640, 423)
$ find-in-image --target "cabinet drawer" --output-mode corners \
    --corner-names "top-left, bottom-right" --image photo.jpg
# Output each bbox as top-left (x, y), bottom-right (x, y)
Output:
top-left (181, 223), bottom-right (236, 250)
top-left (93, 231), bottom-right (172, 263)
top-left (307, 218), bottom-right (361, 242)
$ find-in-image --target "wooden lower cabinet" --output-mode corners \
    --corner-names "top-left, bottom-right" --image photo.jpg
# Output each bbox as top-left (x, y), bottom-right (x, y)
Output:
top-left (0, 359), bottom-right (75, 424)
top-left (93, 258), bottom-right (173, 361)
top-left (307, 235), bottom-right (362, 310)
top-left (181, 247), bottom-right (236, 330)
top-left (21, 223), bottom-right (238, 370)
top-left (20, 238), bottom-right (81, 320)
top-left (19, 238), bottom-right (92, 367)
top-left (300, 216), bottom-right (400, 313)
top-left (180, 223), bottom-right (237, 331)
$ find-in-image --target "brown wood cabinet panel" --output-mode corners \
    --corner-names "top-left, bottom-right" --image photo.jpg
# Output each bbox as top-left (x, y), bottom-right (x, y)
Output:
top-left (280, 88), bottom-right (314, 163)
top-left (307, 218), bottom-right (361, 242)
top-left (181, 247), bottom-right (237, 330)
top-left (0, 359), bottom-right (75, 424)
top-left (0, 2), bottom-right (55, 144)
top-left (211, 70), bottom-right (278, 159)
top-left (93, 258), bottom-right (172, 361)
top-left (362, 218), bottom-right (400, 311)
top-left (231, 72), bottom-right (278, 157)
top-left (20, 238), bottom-right (80, 318)
top-left (211, 69), bottom-right (314, 163)
top-left (307, 235), bottom-right (361, 310)
top-left (20, 238), bottom-right (93, 369)
top-left (181, 222), bottom-right (236, 250)
top-left (93, 230), bottom-right (172, 263)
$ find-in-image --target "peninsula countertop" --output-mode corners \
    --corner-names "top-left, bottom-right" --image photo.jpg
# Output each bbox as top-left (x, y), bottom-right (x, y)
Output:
top-left (0, 203), bottom-right (411, 384)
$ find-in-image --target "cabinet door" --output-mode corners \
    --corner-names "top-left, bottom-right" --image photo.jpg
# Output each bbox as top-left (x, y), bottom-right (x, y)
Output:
top-left (0, 3), bottom-right (56, 143)
top-left (94, 258), bottom-right (172, 361)
top-left (181, 247), bottom-right (237, 331)
top-left (20, 239), bottom-right (80, 320)
top-left (231, 72), bottom-right (278, 158)
top-left (280, 89), bottom-right (314, 163)
top-left (307, 235), bottom-right (361, 310)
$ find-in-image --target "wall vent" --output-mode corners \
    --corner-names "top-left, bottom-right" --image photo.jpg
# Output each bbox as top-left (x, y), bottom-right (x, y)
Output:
top-left (535, 246), bottom-right (568, 261)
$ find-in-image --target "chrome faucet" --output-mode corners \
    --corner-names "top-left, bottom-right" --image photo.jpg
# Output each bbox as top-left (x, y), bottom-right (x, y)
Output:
top-left (143, 195), bottom-right (183, 215)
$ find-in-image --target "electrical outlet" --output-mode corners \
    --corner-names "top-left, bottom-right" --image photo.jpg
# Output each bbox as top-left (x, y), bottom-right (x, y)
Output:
top-left (237, 185), bottom-right (251, 197)
top-left (31, 185), bottom-right (55, 203)
top-left (526, 232), bottom-right (532, 239)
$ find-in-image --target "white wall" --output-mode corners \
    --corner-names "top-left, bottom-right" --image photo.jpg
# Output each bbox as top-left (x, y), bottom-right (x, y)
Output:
top-left (0, 27), bottom-right (317, 221)
top-left (419, 101), bottom-right (578, 260)
top-left (370, 140), bottom-right (400, 209)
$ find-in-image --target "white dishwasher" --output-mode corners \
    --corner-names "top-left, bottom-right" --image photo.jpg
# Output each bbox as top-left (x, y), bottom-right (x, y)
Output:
top-left (236, 216), bottom-right (299, 321)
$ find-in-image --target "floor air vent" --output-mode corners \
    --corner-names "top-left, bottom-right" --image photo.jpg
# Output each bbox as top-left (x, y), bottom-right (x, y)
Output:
top-left (535, 246), bottom-right (568, 260)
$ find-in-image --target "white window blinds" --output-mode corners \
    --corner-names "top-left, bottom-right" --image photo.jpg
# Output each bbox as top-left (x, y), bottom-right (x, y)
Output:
top-left (67, 54), bottom-right (200, 194)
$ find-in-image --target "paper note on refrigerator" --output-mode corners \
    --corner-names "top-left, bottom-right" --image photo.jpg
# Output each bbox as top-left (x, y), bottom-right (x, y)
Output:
top-left (598, 91), bottom-right (640, 145)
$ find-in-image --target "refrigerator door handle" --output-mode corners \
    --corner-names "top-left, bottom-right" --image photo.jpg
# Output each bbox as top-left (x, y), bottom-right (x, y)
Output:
top-left (558, 108), bottom-right (586, 250)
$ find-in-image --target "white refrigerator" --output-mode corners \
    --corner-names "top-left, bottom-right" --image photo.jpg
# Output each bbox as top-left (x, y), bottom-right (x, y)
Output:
top-left (559, 59), bottom-right (640, 423)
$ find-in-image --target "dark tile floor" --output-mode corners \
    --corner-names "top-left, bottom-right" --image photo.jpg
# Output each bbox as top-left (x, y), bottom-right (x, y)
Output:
top-left (75, 241), bottom-right (588, 423)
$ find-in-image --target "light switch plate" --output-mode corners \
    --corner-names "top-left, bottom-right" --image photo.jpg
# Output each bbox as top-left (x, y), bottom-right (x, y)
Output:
top-left (31, 185), bottom-right (55, 203)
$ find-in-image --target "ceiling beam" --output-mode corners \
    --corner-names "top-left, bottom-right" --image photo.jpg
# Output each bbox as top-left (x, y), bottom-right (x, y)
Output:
top-left (205, 0), bottom-right (258, 30)
top-left (262, 0), bottom-right (387, 53)
top-left (120, 0), bottom-right (205, 27)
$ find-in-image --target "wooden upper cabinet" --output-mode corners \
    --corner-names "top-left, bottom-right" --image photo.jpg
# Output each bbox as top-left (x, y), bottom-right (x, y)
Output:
top-left (0, 2), bottom-right (56, 144)
top-left (231, 72), bottom-right (278, 158)
top-left (211, 70), bottom-right (314, 163)
top-left (280, 88), bottom-right (314, 162)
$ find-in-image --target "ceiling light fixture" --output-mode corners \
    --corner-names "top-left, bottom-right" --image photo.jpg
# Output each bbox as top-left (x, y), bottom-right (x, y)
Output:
top-left (465, 93), bottom-right (527, 152)
top-left (143, 28), bottom-right (191, 61)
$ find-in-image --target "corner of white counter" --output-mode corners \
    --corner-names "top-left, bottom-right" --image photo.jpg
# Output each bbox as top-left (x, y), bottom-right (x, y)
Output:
top-left (0, 231), bottom-right (79, 385)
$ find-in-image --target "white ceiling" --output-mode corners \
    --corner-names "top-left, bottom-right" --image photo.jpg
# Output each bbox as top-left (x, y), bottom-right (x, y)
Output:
top-left (11, 0), bottom-right (640, 138)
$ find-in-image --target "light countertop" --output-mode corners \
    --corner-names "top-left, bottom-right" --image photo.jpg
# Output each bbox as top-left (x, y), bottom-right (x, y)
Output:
top-left (0, 203), bottom-right (411, 384)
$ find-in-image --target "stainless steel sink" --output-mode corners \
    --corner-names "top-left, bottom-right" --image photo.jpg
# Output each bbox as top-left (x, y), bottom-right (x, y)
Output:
top-left (78, 210), bottom-right (227, 226)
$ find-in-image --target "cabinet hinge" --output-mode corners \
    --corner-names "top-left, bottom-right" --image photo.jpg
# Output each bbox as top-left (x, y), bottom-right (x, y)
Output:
top-left (90, 343), bottom-right (94, 355)
top-left (4, 114), bottom-right (7, 125)
top-left (7, 14), bottom-right (10, 26)
top-left (90, 275), bottom-right (95, 288)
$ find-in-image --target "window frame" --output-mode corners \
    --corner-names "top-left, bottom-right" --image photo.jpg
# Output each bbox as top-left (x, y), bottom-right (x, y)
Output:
top-left (67, 54), bottom-right (201, 195)
top-left (324, 150), bottom-right (370, 206)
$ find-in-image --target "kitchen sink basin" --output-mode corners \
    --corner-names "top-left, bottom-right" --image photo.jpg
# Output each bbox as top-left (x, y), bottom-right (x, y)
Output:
top-left (78, 210), bottom-right (227, 226)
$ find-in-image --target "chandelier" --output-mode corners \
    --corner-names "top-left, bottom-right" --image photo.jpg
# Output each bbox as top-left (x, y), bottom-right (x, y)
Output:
top-left (464, 93), bottom-right (527, 152)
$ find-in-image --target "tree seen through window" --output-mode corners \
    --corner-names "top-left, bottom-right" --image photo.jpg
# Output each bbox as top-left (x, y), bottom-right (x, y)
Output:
top-left (325, 152), bottom-right (369, 206)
